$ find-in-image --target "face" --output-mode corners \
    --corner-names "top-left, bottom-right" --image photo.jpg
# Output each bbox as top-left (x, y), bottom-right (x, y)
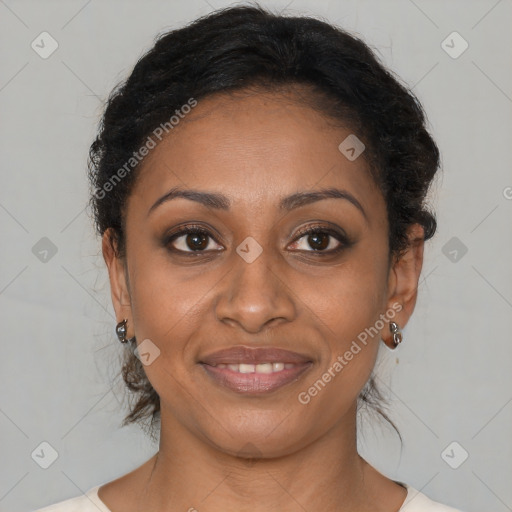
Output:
top-left (104, 87), bottom-right (423, 458)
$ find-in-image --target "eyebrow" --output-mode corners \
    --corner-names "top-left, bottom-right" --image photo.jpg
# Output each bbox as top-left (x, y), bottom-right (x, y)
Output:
top-left (147, 186), bottom-right (368, 221)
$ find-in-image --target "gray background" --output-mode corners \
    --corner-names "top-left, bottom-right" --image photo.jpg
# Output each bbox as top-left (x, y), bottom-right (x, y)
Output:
top-left (1, 0), bottom-right (511, 511)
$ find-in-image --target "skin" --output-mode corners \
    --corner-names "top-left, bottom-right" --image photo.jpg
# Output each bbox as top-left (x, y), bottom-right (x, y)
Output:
top-left (100, 86), bottom-right (424, 512)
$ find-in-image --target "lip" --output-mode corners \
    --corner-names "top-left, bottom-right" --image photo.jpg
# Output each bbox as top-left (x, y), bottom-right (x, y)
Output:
top-left (199, 346), bottom-right (312, 366)
top-left (199, 345), bottom-right (313, 394)
top-left (200, 361), bottom-right (313, 394)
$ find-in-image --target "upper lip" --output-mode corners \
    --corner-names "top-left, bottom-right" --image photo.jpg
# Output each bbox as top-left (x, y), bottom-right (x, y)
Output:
top-left (200, 346), bottom-right (312, 365)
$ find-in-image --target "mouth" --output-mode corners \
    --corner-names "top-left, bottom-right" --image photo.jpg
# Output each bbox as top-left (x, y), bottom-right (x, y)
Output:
top-left (199, 346), bottom-right (313, 394)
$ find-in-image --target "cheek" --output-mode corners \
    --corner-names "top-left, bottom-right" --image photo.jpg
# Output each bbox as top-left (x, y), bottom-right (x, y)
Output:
top-left (125, 256), bottom-right (215, 413)
top-left (124, 240), bottom-right (231, 396)
top-left (127, 253), bottom-right (218, 345)
top-left (295, 243), bottom-right (389, 343)
top-left (290, 248), bottom-right (389, 406)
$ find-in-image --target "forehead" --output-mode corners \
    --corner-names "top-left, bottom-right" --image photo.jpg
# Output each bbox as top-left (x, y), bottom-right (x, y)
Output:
top-left (131, 88), bottom-right (382, 215)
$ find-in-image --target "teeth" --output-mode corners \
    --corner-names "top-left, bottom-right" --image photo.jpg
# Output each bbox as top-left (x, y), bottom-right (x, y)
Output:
top-left (213, 362), bottom-right (298, 373)
top-left (256, 363), bottom-right (273, 374)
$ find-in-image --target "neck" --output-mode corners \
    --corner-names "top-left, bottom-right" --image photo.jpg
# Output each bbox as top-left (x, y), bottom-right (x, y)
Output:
top-left (136, 403), bottom-right (378, 512)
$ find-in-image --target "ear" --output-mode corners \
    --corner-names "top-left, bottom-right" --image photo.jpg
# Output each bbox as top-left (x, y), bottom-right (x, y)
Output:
top-left (102, 228), bottom-right (134, 337)
top-left (381, 223), bottom-right (425, 349)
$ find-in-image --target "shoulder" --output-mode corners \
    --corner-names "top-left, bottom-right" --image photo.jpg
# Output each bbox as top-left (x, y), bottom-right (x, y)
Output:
top-left (35, 455), bottom-right (157, 511)
top-left (401, 484), bottom-right (464, 512)
top-left (34, 486), bottom-right (110, 512)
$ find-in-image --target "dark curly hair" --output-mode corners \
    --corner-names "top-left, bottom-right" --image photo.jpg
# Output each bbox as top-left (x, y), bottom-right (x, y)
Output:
top-left (88, 3), bottom-right (440, 442)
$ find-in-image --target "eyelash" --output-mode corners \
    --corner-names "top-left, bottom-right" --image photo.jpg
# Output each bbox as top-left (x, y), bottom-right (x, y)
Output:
top-left (164, 223), bottom-right (351, 256)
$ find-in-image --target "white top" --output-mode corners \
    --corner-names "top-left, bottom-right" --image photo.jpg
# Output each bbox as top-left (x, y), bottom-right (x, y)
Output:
top-left (35, 482), bottom-right (464, 511)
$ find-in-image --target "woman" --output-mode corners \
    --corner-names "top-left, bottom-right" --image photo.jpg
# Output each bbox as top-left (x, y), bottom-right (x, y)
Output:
top-left (37, 4), bottom-right (463, 511)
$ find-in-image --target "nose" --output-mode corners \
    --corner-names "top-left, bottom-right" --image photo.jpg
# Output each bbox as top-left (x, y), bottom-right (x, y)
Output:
top-left (214, 246), bottom-right (296, 334)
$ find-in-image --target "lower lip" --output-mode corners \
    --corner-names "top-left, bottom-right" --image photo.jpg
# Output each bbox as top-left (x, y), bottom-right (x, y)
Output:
top-left (200, 362), bottom-right (313, 394)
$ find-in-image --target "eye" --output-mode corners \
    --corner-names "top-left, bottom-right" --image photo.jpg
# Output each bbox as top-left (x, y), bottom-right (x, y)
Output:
top-left (164, 223), bottom-right (351, 255)
top-left (165, 225), bottom-right (223, 253)
top-left (288, 225), bottom-right (349, 254)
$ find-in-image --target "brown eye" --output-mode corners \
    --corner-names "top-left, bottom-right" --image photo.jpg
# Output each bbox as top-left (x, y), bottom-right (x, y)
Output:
top-left (305, 232), bottom-right (330, 251)
top-left (288, 225), bottom-right (350, 254)
top-left (166, 226), bottom-right (223, 253)
top-left (183, 232), bottom-right (209, 250)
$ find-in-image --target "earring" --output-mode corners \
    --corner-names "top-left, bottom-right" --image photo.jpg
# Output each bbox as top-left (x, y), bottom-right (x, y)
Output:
top-left (116, 319), bottom-right (136, 344)
top-left (389, 321), bottom-right (403, 348)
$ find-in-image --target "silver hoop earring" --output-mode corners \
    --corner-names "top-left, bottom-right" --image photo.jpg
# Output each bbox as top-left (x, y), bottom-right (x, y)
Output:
top-left (116, 319), bottom-right (136, 344)
top-left (389, 321), bottom-right (403, 348)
